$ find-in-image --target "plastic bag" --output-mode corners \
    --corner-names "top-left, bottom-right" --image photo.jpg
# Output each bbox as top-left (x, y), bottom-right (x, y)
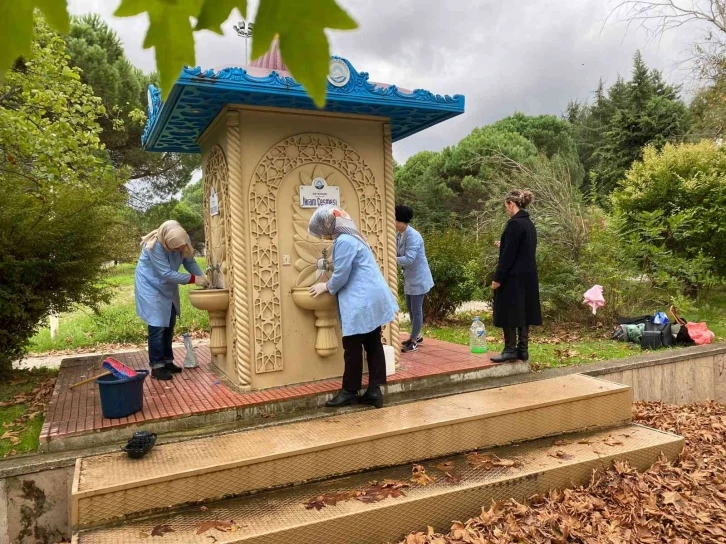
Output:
top-left (686, 322), bottom-right (715, 345)
top-left (652, 311), bottom-right (669, 326)
top-left (583, 285), bottom-right (605, 315)
top-left (183, 333), bottom-right (198, 368)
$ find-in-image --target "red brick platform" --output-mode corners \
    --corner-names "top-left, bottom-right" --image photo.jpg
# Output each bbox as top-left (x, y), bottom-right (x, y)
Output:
top-left (41, 340), bottom-right (527, 451)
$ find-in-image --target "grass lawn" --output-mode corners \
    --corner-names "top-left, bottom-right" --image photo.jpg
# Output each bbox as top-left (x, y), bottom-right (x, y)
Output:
top-left (28, 261), bottom-right (210, 353)
top-left (422, 320), bottom-right (642, 370)
top-left (415, 289), bottom-right (726, 370)
top-left (0, 369), bottom-right (57, 457)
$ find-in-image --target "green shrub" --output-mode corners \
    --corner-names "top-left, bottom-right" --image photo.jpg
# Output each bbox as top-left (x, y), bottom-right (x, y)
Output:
top-left (612, 140), bottom-right (726, 279)
top-left (409, 229), bottom-right (483, 322)
top-left (0, 22), bottom-right (127, 376)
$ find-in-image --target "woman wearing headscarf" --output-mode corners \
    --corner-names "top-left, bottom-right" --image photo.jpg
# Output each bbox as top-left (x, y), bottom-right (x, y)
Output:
top-left (395, 205), bottom-right (433, 353)
top-left (491, 189), bottom-right (542, 363)
top-left (308, 206), bottom-right (398, 409)
top-left (135, 220), bottom-right (209, 381)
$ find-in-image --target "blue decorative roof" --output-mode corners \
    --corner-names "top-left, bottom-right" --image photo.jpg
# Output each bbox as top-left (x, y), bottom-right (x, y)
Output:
top-left (142, 57), bottom-right (465, 153)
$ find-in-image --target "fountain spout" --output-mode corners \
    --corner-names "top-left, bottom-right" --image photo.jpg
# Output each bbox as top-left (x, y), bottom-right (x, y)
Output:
top-left (205, 261), bottom-right (222, 288)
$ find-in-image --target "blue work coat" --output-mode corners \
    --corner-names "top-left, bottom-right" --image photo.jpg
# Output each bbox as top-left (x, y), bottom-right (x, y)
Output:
top-left (134, 242), bottom-right (203, 327)
top-left (326, 234), bottom-right (399, 337)
top-left (397, 227), bottom-right (434, 296)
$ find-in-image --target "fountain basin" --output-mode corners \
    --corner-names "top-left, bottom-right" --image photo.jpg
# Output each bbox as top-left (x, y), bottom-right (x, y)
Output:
top-left (188, 289), bottom-right (229, 359)
top-left (189, 288), bottom-right (229, 312)
top-left (291, 288), bottom-right (337, 311)
top-left (291, 288), bottom-right (339, 358)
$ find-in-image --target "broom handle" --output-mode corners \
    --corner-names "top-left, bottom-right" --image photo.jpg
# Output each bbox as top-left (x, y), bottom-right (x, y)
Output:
top-left (70, 371), bottom-right (111, 389)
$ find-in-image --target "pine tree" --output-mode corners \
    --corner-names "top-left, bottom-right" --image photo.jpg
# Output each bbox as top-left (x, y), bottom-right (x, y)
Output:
top-left (569, 51), bottom-right (690, 200)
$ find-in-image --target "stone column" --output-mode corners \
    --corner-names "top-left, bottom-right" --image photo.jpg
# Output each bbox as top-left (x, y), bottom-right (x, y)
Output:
top-left (383, 123), bottom-right (401, 364)
top-left (226, 110), bottom-right (253, 390)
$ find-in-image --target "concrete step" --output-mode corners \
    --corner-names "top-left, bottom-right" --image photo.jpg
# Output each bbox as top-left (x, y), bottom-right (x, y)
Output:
top-left (72, 374), bottom-right (632, 528)
top-left (72, 423), bottom-right (683, 544)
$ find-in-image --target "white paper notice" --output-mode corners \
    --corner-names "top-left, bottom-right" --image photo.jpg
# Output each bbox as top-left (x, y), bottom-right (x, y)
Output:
top-left (210, 189), bottom-right (219, 216)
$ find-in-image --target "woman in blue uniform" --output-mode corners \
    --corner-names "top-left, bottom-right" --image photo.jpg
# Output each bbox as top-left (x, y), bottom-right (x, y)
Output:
top-left (395, 205), bottom-right (434, 353)
top-left (308, 206), bottom-right (398, 409)
top-left (135, 220), bottom-right (209, 381)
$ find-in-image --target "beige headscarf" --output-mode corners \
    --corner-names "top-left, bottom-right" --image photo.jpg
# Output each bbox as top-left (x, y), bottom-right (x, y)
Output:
top-left (141, 220), bottom-right (194, 259)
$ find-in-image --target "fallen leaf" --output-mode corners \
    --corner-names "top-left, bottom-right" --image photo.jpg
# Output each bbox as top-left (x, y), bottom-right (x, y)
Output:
top-left (577, 439), bottom-right (594, 444)
top-left (196, 520), bottom-right (238, 534)
top-left (604, 437), bottom-right (624, 446)
top-left (444, 471), bottom-right (461, 483)
top-left (662, 491), bottom-right (686, 505)
top-left (411, 464), bottom-right (434, 486)
top-left (466, 452), bottom-right (497, 470)
top-left (304, 491), bottom-right (358, 510)
top-left (200, 506), bottom-right (209, 512)
top-left (493, 458), bottom-right (519, 467)
top-left (553, 439), bottom-right (572, 446)
top-left (138, 532), bottom-right (150, 539)
top-left (435, 461), bottom-right (455, 472)
top-left (151, 524), bottom-right (174, 537)
top-left (548, 450), bottom-right (574, 460)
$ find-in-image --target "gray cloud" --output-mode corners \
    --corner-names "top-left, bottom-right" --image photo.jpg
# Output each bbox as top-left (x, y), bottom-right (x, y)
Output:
top-left (68, 0), bottom-right (703, 163)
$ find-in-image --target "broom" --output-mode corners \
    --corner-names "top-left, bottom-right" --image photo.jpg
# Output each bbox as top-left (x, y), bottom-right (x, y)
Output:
top-left (70, 357), bottom-right (138, 389)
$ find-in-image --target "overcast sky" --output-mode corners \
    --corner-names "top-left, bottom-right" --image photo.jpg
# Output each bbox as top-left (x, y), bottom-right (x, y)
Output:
top-left (69, 0), bottom-right (703, 164)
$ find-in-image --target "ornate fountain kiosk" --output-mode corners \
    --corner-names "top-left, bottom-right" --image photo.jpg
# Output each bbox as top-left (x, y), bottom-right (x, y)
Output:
top-left (142, 41), bottom-right (465, 390)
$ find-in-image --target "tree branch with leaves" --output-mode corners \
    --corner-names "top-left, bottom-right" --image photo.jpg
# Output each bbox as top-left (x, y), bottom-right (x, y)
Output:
top-left (1, 0), bottom-right (357, 108)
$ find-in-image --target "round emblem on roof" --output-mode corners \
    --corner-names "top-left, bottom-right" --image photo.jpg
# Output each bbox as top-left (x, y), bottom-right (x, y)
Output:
top-left (327, 59), bottom-right (350, 87)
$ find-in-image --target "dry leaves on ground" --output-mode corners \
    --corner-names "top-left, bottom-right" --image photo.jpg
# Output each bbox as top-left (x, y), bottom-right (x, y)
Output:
top-left (196, 520), bottom-right (241, 534)
top-left (150, 524), bottom-right (174, 537)
top-left (2, 376), bottom-right (56, 456)
top-left (0, 377), bottom-right (54, 411)
top-left (399, 400), bottom-right (726, 544)
top-left (304, 479), bottom-right (410, 510)
top-left (466, 452), bottom-right (520, 471)
top-left (411, 464), bottom-right (435, 486)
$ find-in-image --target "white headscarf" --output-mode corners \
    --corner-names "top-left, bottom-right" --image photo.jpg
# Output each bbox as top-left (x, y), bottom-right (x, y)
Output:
top-left (141, 220), bottom-right (194, 259)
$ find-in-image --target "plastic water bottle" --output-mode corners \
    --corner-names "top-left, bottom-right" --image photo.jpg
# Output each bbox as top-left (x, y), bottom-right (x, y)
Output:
top-left (183, 333), bottom-right (198, 368)
top-left (469, 317), bottom-right (487, 354)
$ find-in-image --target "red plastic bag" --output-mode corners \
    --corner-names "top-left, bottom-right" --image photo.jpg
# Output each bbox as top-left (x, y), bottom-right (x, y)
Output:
top-left (686, 322), bottom-right (715, 345)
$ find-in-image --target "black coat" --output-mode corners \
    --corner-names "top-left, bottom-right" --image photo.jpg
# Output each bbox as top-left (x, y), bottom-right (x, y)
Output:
top-left (492, 210), bottom-right (542, 328)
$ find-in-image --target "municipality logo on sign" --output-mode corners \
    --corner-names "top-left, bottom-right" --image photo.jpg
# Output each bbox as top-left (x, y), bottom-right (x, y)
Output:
top-left (300, 177), bottom-right (340, 208)
top-left (327, 59), bottom-right (350, 87)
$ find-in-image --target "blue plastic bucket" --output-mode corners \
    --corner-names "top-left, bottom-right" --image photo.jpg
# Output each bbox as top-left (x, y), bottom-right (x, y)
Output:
top-left (96, 370), bottom-right (148, 419)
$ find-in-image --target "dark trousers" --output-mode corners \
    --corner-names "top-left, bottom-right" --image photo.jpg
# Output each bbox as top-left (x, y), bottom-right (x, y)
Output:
top-left (342, 327), bottom-right (387, 392)
top-left (148, 307), bottom-right (177, 369)
top-left (405, 294), bottom-right (425, 341)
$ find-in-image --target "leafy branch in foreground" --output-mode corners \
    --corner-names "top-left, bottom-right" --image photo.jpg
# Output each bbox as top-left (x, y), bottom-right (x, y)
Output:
top-left (1, 0), bottom-right (357, 107)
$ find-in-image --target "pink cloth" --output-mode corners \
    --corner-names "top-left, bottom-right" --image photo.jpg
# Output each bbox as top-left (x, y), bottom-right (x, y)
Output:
top-left (583, 285), bottom-right (605, 315)
top-left (687, 322), bottom-right (715, 345)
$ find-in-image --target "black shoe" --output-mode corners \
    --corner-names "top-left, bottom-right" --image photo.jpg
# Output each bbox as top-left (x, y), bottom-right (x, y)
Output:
top-left (325, 389), bottom-right (358, 408)
top-left (416, 336), bottom-right (424, 344)
top-left (165, 362), bottom-right (183, 374)
top-left (490, 351), bottom-right (519, 363)
top-left (360, 385), bottom-right (384, 409)
top-left (151, 367), bottom-right (174, 381)
top-left (517, 350), bottom-right (529, 361)
top-left (401, 341), bottom-right (418, 353)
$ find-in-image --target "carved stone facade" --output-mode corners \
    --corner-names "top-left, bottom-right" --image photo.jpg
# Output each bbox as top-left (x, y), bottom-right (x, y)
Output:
top-left (249, 134), bottom-right (384, 374)
top-left (202, 145), bottom-right (229, 288)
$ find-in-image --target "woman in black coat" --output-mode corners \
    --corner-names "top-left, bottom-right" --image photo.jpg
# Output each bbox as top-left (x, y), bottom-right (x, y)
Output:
top-left (491, 189), bottom-right (542, 362)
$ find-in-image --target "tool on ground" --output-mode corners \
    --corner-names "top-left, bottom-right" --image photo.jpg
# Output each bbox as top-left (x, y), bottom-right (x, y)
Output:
top-left (70, 357), bottom-right (138, 389)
